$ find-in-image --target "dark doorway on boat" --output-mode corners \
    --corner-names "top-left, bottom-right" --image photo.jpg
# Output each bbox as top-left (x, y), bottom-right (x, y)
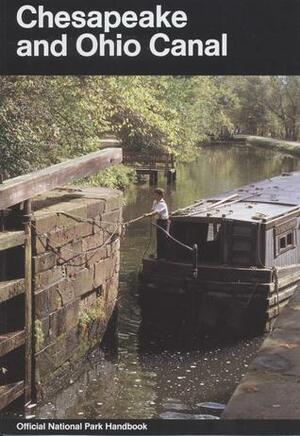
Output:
top-left (168, 221), bottom-right (223, 264)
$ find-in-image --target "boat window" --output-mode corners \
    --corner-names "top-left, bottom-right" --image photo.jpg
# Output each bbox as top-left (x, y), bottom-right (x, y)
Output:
top-left (276, 230), bottom-right (295, 256)
top-left (287, 232), bottom-right (293, 246)
top-left (279, 236), bottom-right (286, 250)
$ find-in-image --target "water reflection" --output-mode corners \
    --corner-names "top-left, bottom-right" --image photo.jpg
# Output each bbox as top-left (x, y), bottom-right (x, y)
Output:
top-left (36, 146), bottom-right (300, 419)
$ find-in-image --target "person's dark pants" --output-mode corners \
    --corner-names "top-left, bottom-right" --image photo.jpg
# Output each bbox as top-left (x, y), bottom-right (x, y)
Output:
top-left (156, 219), bottom-right (170, 259)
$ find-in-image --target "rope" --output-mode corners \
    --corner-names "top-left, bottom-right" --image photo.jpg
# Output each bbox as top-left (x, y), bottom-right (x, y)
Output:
top-left (142, 219), bottom-right (154, 259)
top-left (32, 210), bottom-right (197, 275)
top-left (33, 209), bottom-right (195, 252)
top-left (151, 222), bottom-right (194, 253)
top-left (31, 210), bottom-right (120, 267)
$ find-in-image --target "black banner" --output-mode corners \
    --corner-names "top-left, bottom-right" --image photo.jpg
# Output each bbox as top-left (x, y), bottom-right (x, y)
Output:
top-left (1, 420), bottom-right (300, 435)
top-left (0, 0), bottom-right (300, 74)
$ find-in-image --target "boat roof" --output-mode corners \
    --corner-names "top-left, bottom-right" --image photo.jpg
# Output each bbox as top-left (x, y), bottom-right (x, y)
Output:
top-left (172, 171), bottom-right (300, 223)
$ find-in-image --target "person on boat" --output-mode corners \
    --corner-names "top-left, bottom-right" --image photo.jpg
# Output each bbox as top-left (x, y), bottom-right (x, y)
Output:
top-left (144, 188), bottom-right (170, 259)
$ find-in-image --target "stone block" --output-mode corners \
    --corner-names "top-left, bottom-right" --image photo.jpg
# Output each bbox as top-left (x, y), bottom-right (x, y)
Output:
top-left (65, 300), bottom-right (80, 332)
top-left (93, 260), bottom-right (107, 288)
top-left (35, 344), bottom-right (56, 381)
top-left (49, 307), bottom-right (67, 339)
top-left (94, 257), bottom-right (117, 288)
top-left (53, 334), bottom-right (69, 367)
top-left (86, 246), bottom-right (107, 268)
top-left (104, 194), bottom-right (123, 212)
top-left (33, 213), bottom-right (58, 234)
top-left (55, 279), bottom-right (75, 307)
top-left (80, 290), bottom-right (99, 310)
top-left (56, 203), bottom-right (87, 228)
top-left (34, 266), bottom-right (65, 291)
top-left (48, 282), bottom-right (64, 312)
top-left (35, 289), bottom-right (49, 319)
top-left (34, 252), bottom-right (57, 274)
top-left (71, 268), bottom-right (94, 298)
top-left (82, 232), bottom-right (105, 252)
top-left (86, 200), bottom-right (106, 219)
top-left (101, 210), bottom-right (122, 225)
top-left (33, 233), bottom-right (48, 255)
top-left (34, 316), bottom-right (51, 351)
top-left (106, 255), bottom-right (118, 279)
top-left (47, 227), bottom-right (73, 249)
top-left (76, 187), bottom-right (123, 212)
top-left (65, 254), bottom-right (87, 278)
top-left (58, 240), bottom-right (83, 264)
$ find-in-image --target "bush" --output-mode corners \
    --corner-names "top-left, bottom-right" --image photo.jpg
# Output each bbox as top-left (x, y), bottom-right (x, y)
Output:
top-left (86, 164), bottom-right (135, 190)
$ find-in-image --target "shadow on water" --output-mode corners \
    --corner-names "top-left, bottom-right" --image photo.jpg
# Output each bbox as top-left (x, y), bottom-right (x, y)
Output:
top-left (33, 146), bottom-right (300, 419)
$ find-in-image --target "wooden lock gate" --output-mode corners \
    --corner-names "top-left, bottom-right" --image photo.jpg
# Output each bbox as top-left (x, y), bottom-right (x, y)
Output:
top-left (0, 147), bottom-right (122, 413)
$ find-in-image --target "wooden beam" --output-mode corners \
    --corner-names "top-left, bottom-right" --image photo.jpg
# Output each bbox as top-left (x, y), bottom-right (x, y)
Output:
top-left (0, 278), bottom-right (25, 303)
top-left (0, 148), bottom-right (122, 210)
top-left (24, 200), bottom-right (33, 404)
top-left (0, 231), bottom-right (27, 252)
top-left (0, 330), bottom-right (25, 358)
top-left (0, 381), bottom-right (25, 411)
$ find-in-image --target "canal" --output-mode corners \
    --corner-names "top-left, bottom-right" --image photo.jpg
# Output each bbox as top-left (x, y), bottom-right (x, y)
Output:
top-left (36, 145), bottom-right (300, 419)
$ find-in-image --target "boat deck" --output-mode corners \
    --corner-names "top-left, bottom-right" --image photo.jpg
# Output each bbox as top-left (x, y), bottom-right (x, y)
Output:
top-left (173, 171), bottom-right (300, 223)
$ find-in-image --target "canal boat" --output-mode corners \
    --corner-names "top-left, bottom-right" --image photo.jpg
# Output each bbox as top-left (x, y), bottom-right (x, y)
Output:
top-left (139, 171), bottom-right (300, 336)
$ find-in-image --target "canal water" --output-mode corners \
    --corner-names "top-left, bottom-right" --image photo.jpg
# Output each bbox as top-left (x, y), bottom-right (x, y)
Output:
top-left (36, 146), bottom-right (300, 419)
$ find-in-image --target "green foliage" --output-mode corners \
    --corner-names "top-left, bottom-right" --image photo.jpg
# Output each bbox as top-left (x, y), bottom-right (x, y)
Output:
top-left (87, 165), bottom-right (135, 190)
top-left (1, 75), bottom-right (299, 181)
top-left (0, 75), bottom-right (238, 178)
top-left (78, 302), bottom-right (105, 337)
top-left (225, 76), bottom-right (300, 140)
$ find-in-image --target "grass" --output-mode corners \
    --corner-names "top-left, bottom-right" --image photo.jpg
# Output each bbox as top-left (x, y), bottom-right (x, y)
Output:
top-left (245, 136), bottom-right (300, 158)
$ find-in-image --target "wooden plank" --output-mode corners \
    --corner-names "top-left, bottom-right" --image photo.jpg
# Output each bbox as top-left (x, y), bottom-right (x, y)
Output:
top-left (136, 168), bottom-right (164, 174)
top-left (265, 208), bottom-right (300, 229)
top-left (277, 272), bottom-right (300, 290)
top-left (142, 258), bottom-right (273, 282)
top-left (0, 148), bottom-right (122, 210)
top-left (141, 272), bottom-right (272, 295)
top-left (268, 284), bottom-right (297, 306)
top-left (0, 231), bottom-right (27, 251)
top-left (0, 381), bottom-right (25, 411)
top-left (277, 264), bottom-right (300, 279)
top-left (188, 194), bottom-right (239, 217)
top-left (0, 279), bottom-right (25, 303)
top-left (274, 218), bottom-right (297, 236)
top-left (0, 330), bottom-right (25, 357)
top-left (24, 200), bottom-right (32, 404)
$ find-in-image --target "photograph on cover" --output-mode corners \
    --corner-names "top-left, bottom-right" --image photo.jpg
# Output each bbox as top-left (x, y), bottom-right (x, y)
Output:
top-left (0, 75), bottom-right (300, 420)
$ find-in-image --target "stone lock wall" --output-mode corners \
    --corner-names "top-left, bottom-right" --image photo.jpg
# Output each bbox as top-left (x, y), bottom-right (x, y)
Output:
top-left (31, 187), bottom-right (122, 400)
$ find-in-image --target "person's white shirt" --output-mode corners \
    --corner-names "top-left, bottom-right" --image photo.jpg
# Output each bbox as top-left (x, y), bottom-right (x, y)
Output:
top-left (152, 199), bottom-right (169, 220)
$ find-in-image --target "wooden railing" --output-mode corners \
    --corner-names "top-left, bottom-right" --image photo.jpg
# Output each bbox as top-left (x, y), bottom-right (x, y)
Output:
top-left (123, 151), bottom-right (175, 170)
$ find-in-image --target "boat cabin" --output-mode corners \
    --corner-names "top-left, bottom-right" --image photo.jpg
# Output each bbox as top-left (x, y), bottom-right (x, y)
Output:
top-left (167, 171), bottom-right (300, 269)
